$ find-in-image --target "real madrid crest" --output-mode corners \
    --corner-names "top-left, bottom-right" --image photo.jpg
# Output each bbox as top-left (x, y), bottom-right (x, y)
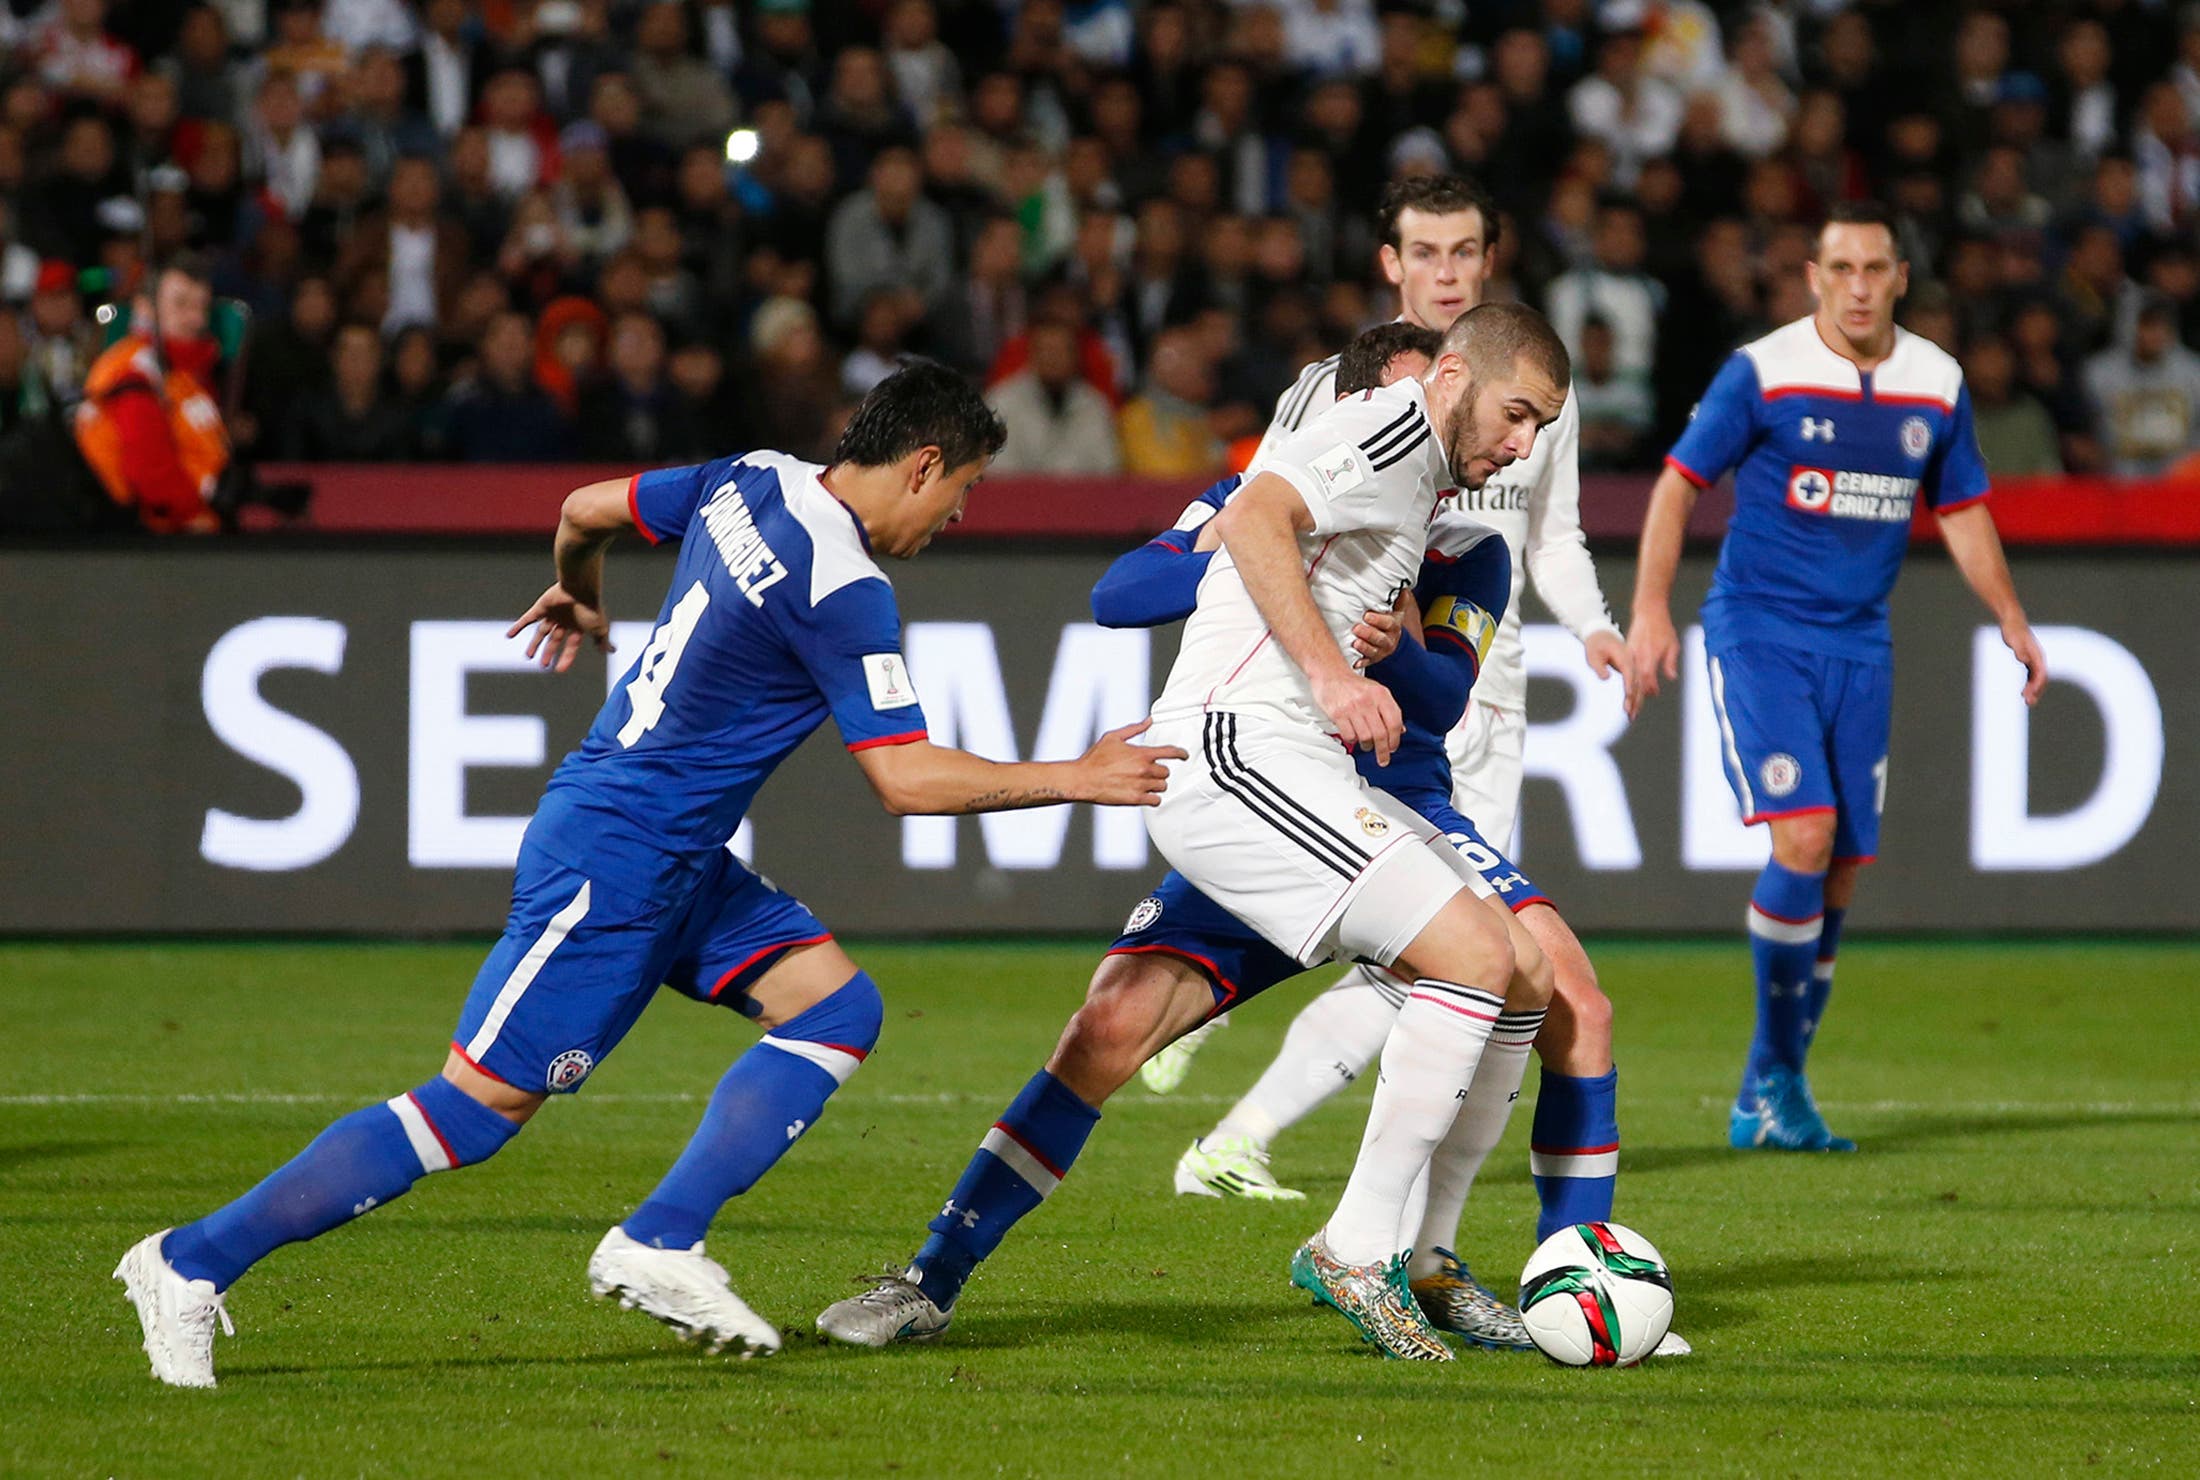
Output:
top-left (1355, 808), bottom-right (1390, 837)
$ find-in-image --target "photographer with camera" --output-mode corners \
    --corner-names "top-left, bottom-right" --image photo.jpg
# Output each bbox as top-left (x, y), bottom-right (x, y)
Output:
top-left (71, 255), bottom-right (227, 534)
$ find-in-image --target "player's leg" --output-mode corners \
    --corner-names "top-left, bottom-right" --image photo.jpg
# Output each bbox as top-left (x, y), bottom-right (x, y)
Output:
top-left (1706, 644), bottom-right (1850, 1152)
top-left (595, 864), bottom-right (882, 1355)
top-left (1517, 903), bottom-right (1623, 1238)
top-left (1801, 656), bottom-right (1889, 1071)
top-left (816, 949), bottom-right (1218, 1345)
top-left (119, 856), bottom-right (630, 1385)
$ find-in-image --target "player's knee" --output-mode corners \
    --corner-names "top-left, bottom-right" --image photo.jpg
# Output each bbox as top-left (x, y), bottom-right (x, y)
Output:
top-left (1772, 813), bottom-right (1837, 873)
top-left (413, 1074), bottom-right (525, 1167)
top-left (1561, 975), bottom-right (1614, 1051)
top-left (1509, 927), bottom-right (1555, 1012)
top-left (439, 1048), bottom-right (546, 1125)
top-left (800, 970), bottom-right (885, 1054)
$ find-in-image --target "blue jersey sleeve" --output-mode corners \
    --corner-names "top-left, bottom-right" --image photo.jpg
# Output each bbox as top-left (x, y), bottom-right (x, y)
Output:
top-left (1925, 384), bottom-right (1992, 511)
top-left (790, 578), bottom-right (930, 751)
top-left (1371, 535), bottom-right (1510, 731)
top-left (629, 459), bottom-right (731, 545)
top-left (1665, 352), bottom-right (1761, 488)
top-left (1090, 530), bottom-right (1212, 627)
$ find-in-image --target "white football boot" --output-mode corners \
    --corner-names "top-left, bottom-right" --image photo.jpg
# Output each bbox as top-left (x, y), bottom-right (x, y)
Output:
top-left (114, 1230), bottom-right (234, 1388)
top-left (1138, 1014), bottom-right (1225, 1094)
top-left (588, 1227), bottom-right (781, 1357)
top-left (1171, 1134), bottom-right (1305, 1199)
top-left (815, 1271), bottom-right (954, 1347)
top-left (1651, 1330), bottom-right (1694, 1357)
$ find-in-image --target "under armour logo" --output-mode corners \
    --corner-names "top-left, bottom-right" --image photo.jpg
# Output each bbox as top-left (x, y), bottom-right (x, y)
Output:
top-left (1800, 417), bottom-right (1836, 442)
top-left (786, 1119), bottom-right (808, 1140)
top-left (941, 1200), bottom-right (980, 1229)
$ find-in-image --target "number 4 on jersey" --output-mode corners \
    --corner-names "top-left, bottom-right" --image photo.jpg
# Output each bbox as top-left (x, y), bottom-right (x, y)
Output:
top-left (617, 581), bottom-right (711, 747)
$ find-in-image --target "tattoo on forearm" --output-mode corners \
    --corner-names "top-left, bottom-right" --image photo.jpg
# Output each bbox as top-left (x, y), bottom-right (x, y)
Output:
top-left (959, 786), bottom-right (1069, 813)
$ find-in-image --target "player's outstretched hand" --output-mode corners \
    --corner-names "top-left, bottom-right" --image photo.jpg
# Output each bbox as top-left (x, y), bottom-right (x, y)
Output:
top-left (1350, 607), bottom-right (1404, 669)
top-left (1312, 668), bottom-right (1404, 766)
top-left (509, 582), bottom-right (613, 673)
top-left (1624, 610), bottom-right (1680, 719)
top-left (1077, 719), bottom-right (1188, 806)
top-left (2004, 619), bottom-right (2049, 705)
top-left (1584, 629), bottom-right (1637, 710)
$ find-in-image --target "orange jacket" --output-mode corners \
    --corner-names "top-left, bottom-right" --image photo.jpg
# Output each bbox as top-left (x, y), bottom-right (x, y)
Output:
top-left (73, 335), bottom-right (227, 532)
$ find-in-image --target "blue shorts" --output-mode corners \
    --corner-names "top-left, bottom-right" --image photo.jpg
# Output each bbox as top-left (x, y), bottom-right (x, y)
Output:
top-left (1107, 804), bottom-right (1547, 1016)
top-left (1704, 642), bottom-right (1890, 863)
top-left (451, 842), bottom-right (830, 1094)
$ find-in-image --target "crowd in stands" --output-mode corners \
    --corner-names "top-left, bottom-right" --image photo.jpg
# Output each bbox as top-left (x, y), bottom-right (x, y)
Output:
top-left (5, 0), bottom-right (2200, 483)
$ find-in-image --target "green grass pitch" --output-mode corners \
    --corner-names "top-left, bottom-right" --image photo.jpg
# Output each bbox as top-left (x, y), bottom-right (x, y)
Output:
top-left (3, 938), bottom-right (2196, 1477)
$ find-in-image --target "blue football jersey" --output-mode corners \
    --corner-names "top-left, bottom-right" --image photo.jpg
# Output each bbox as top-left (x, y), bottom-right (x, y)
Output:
top-left (1665, 319), bottom-right (1990, 662)
top-left (530, 451), bottom-right (928, 896)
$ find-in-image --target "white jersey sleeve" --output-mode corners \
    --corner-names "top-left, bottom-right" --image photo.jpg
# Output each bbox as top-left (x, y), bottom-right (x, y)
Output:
top-left (1250, 352), bottom-right (1342, 465)
top-left (1521, 390), bottom-right (1619, 642)
top-left (1255, 383), bottom-right (1444, 540)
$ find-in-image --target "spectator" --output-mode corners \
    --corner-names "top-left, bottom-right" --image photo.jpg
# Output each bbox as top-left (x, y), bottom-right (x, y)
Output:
top-left (261, 0), bottom-right (348, 111)
top-left (671, 144), bottom-right (745, 313)
top-left (26, 113), bottom-right (119, 267)
top-left (525, 0), bottom-right (628, 123)
top-left (746, 293), bottom-right (840, 461)
top-left (577, 311), bottom-right (700, 463)
top-left (338, 154), bottom-right (470, 335)
top-left (2057, 222), bottom-right (2136, 359)
top-left (1572, 315), bottom-right (1653, 472)
top-left (443, 127), bottom-right (512, 258)
top-left (1713, 11), bottom-right (1795, 160)
top-left (2010, 295), bottom-right (2102, 472)
top-left (2133, 80), bottom-right (2200, 233)
top-left (387, 323), bottom-right (449, 455)
top-left (934, 213), bottom-right (1028, 376)
top-left (1567, 21), bottom-right (1681, 189)
top-left (244, 70), bottom-right (319, 221)
top-left (825, 145), bottom-right (954, 331)
top-left (244, 273), bottom-right (338, 438)
top-left (2083, 295), bottom-right (2200, 476)
top-left (841, 287), bottom-right (923, 398)
top-left (666, 336), bottom-right (749, 453)
top-left (1964, 334), bottom-right (2063, 476)
top-left (629, 1), bottom-right (736, 152)
top-left (1546, 197), bottom-right (1664, 381)
top-left (338, 46), bottom-right (438, 190)
top-left (24, 260), bottom-right (96, 410)
top-left (442, 308), bottom-right (573, 461)
top-left (72, 255), bottom-right (227, 532)
top-left (298, 136), bottom-right (372, 267)
top-left (34, 0), bottom-right (138, 109)
top-left (1118, 325), bottom-right (1222, 475)
top-left (122, 72), bottom-right (182, 189)
top-left (496, 190), bottom-right (576, 311)
top-left (551, 121), bottom-right (634, 271)
top-left (882, 0), bottom-right (962, 130)
top-left (407, 0), bottom-right (485, 139)
top-left (534, 296), bottom-right (608, 416)
top-left (480, 68), bottom-right (555, 200)
top-left (164, 6), bottom-right (246, 124)
top-left (986, 318), bottom-right (1120, 475)
top-left (2056, 18), bottom-right (2120, 166)
top-left (286, 322), bottom-right (413, 460)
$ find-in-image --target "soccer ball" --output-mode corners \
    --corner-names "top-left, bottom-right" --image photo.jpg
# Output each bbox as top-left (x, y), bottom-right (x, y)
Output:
top-left (1518, 1222), bottom-right (1674, 1367)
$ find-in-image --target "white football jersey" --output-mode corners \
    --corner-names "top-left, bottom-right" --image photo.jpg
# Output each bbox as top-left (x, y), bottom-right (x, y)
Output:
top-left (1153, 379), bottom-right (1451, 733)
top-left (1256, 356), bottom-right (1619, 711)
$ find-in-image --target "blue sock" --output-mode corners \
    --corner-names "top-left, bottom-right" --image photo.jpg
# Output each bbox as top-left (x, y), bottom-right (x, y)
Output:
top-left (1529, 1068), bottom-right (1619, 1243)
top-left (162, 1077), bottom-right (518, 1291)
top-left (623, 972), bottom-right (883, 1251)
top-left (909, 1070), bottom-right (1100, 1309)
top-left (1801, 907), bottom-right (1845, 1065)
top-left (1741, 860), bottom-right (1826, 1101)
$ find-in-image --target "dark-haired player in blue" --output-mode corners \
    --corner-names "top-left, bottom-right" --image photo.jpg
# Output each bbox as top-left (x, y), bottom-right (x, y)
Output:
top-left (115, 362), bottom-right (1183, 1388)
top-left (818, 327), bottom-right (1606, 1358)
top-left (1629, 204), bottom-right (2047, 1152)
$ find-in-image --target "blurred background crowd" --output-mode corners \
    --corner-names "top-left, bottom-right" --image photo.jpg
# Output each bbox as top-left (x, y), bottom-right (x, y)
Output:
top-left (6, 0), bottom-right (2200, 492)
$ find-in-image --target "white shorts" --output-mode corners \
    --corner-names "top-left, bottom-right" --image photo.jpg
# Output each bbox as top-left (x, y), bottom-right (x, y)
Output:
top-left (1445, 699), bottom-right (1526, 853)
top-left (1145, 711), bottom-right (1478, 968)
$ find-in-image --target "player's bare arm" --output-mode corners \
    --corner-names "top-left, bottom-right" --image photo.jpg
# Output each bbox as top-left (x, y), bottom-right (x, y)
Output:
top-left (509, 476), bottom-right (633, 672)
top-left (1624, 463), bottom-right (1700, 717)
top-left (853, 720), bottom-right (1186, 815)
top-left (1936, 502), bottom-right (2048, 704)
top-left (1213, 472), bottom-right (1405, 763)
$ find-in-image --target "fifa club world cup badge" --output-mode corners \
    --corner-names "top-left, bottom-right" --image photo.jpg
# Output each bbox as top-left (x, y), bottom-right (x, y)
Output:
top-left (1760, 754), bottom-right (1802, 798)
top-left (1900, 416), bottom-right (1932, 458)
top-left (1124, 896), bottom-right (1163, 933)
top-left (547, 1048), bottom-right (595, 1091)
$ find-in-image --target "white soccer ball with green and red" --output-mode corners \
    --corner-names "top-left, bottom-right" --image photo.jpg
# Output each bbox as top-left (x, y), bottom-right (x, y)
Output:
top-left (1517, 1222), bottom-right (1674, 1367)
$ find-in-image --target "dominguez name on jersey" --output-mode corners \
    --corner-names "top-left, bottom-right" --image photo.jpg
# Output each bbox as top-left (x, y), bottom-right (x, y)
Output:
top-left (1784, 466), bottom-right (1918, 523)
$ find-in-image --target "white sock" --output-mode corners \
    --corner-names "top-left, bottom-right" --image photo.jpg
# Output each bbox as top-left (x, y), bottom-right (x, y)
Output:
top-left (1323, 979), bottom-right (1504, 1266)
top-left (1406, 1008), bottom-right (1544, 1279)
top-left (1209, 968), bottom-right (1400, 1146)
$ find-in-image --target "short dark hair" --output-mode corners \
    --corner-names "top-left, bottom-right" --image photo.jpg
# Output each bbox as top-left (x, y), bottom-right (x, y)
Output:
top-left (1818, 201), bottom-right (1905, 260)
top-left (155, 251), bottom-right (213, 288)
top-left (1334, 321), bottom-right (1442, 397)
top-left (832, 358), bottom-right (1007, 471)
top-left (1437, 300), bottom-right (1571, 389)
top-left (1377, 174), bottom-right (1501, 252)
